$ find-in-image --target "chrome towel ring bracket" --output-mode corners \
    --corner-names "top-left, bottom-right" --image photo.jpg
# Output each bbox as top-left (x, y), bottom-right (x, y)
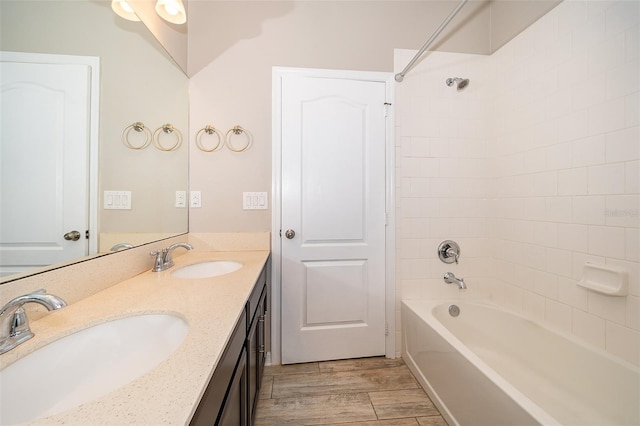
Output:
top-left (195, 125), bottom-right (223, 152)
top-left (153, 124), bottom-right (183, 152)
top-left (438, 240), bottom-right (460, 264)
top-left (122, 122), bottom-right (152, 149)
top-left (225, 125), bottom-right (251, 152)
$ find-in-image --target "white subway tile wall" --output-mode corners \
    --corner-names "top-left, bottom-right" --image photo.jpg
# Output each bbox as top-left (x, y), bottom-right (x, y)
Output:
top-left (395, 0), bottom-right (639, 365)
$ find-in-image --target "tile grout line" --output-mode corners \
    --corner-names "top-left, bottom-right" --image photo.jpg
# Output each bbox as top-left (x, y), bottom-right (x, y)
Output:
top-left (366, 391), bottom-right (381, 421)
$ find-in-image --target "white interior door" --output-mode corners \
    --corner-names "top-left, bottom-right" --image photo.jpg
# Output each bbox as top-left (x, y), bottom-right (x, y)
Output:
top-left (0, 56), bottom-right (92, 277)
top-left (280, 71), bottom-right (388, 364)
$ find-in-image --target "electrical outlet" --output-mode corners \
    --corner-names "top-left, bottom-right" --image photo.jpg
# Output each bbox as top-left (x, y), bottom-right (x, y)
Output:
top-left (175, 191), bottom-right (186, 208)
top-left (190, 191), bottom-right (202, 208)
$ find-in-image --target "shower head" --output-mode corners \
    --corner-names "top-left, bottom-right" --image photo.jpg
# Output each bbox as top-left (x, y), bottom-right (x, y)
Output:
top-left (446, 77), bottom-right (470, 91)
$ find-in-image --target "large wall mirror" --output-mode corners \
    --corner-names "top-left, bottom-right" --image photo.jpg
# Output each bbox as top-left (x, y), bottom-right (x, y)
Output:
top-left (0, 0), bottom-right (189, 282)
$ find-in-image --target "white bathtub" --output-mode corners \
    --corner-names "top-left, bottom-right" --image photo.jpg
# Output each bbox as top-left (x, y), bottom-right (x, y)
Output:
top-left (402, 299), bottom-right (640, 426)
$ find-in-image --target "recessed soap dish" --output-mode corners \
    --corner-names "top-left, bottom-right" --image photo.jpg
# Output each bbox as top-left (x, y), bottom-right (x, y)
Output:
top-left (578, 263), bottom-right (628, 296)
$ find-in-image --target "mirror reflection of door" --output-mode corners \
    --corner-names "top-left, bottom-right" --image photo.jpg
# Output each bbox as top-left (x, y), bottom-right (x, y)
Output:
top-left (0, 52), bottom-right (98, 277)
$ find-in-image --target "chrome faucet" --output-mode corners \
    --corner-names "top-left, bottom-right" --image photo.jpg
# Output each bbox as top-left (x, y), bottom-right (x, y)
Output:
top-left (444, 272), bottom-right (467, 290)
top-left (0, 289), bottom-right (67, 354)
top-left (110, 243), bottom-right (133, 251)
top-left (150, 242), bottom-right (193, 272)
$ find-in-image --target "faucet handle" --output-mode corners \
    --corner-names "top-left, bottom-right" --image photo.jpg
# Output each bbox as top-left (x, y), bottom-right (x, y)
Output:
top-left (446, 247), bottom-right (459, 264)
top-left (438, 240), bottom-right (460, 264)
top-left (150, 249), bottom-right (166, 272)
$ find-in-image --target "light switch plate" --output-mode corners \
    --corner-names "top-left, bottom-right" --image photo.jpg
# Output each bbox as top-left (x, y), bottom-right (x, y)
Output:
top-left (175, 191), bottom-right (186, 208)
top-left (190, 191), bottom-right (202, 208)
top-left (104, 191), bottom-right (131, 210)
top-left (243, 192), bottom-right (268, 210)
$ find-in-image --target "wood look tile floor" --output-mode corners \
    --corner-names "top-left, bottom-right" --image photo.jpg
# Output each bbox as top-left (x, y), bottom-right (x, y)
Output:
top-left (255, 357), bottom-right (448, 426)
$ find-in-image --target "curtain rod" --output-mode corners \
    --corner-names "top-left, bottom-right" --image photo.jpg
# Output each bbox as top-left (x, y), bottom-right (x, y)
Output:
top-left (395, 0), bottom-right (469, 82)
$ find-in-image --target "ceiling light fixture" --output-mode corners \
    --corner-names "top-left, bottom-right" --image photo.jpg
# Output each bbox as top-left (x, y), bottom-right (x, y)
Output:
top-left (155, 0), bottom-right (186, 25)
top-left (111, 0), bottom-right (140, 22)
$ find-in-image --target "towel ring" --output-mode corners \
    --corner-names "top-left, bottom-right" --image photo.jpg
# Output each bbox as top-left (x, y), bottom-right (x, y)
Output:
top-left (225, 125), bottom-right (251, 152)
top-left (122, 122), bottom-right (152, 150)
top-left (153, 124), bottom-right (183, 152)
top-left (195, 125), bottom-right (223, 152)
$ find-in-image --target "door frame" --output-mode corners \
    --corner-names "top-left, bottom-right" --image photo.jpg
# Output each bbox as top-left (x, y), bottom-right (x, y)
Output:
top-left (1, 51), bottom-right (100, 255)
top-left (271, 67), bottom-right (396, 365)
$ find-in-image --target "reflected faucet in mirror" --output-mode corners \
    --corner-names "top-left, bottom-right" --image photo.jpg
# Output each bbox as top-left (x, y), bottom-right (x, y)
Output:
top-left (0, 289), bottom-right (67, 354)
top-left (110, 243), bottom-right (134, 252)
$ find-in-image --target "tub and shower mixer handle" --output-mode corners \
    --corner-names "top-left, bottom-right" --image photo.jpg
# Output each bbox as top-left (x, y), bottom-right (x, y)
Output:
top-left (438, 240), bottom-right (460, 264)
top-left (446, 247), bottom-right (459, 263)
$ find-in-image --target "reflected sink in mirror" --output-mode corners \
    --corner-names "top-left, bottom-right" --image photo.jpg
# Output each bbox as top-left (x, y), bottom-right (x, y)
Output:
top-left (171, 261), bottom-right (243, 279)
top-left (0, 314), bottom-right (188, 425)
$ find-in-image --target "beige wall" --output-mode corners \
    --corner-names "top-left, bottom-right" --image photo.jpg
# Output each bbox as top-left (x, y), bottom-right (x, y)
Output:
top-left (187, 1), bottom-right (494, 232)
top-left (1, 0), bottom-right (189, 238)
top-left (186, 0), bottom-right (560, 232)
top-left (130, 0), bottom-right (188, 74)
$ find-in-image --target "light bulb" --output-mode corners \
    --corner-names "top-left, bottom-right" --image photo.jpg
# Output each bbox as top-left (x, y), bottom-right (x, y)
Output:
top-left (155, 0), bottom-right (186, 24)
top-left (164, 2), bottom-right (180, 16)
top-left (120, 0), bottom-right (134, 13)
top-left (111, 0), bottom-right (140, 21)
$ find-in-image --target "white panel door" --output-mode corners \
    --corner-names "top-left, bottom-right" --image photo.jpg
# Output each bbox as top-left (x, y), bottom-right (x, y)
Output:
top-left (0, 59), bottom-right (91, 276)
top-left (280, 72), bottom-right (387, 364)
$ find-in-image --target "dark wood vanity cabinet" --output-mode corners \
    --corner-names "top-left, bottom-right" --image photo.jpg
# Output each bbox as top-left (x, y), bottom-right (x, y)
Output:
top-left (217, 349), bottom-right (247, 426)
top-left (247, 280), bottom-right (267, 423)
top-left (190, 263), bottom-right (269, 426)
top-left (190, 315), bottom-right (247, 426)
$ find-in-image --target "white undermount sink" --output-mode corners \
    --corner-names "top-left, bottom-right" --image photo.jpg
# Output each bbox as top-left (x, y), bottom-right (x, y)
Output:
top-left (0, 314), bottom-right (188, 425)
top-left (171, 260), bottom-right (243, 279)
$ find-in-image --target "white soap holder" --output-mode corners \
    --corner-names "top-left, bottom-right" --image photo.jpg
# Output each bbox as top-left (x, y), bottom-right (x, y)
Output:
top-left (578, 263), bottom-right (628, 296)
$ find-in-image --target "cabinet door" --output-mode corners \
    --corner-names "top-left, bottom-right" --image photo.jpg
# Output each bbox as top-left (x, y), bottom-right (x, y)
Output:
top-left (256, 292), bottom-right (267, 387)
top-left (248, 288), bottom-right (267, 424)
top-left (247, 303), bottom-right (259, 424)
top-left (219, 349), bottom-right (248, 426)
top-left (190, 315), bottom-right (246, 426)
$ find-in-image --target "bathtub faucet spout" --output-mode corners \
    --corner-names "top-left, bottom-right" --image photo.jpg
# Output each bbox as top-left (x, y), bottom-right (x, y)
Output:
top-left (444, 272), bottom-right (467, 290)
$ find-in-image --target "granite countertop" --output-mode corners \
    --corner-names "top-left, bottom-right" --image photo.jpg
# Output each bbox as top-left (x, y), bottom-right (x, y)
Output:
top-left (0, 249), bottom-right (270, 425)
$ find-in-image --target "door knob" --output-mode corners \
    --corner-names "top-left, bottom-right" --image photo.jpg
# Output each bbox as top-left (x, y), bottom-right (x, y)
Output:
top-left (64, 230), bottom-right (81, 241)
top-left (284, 229), bottom-right (295, 239)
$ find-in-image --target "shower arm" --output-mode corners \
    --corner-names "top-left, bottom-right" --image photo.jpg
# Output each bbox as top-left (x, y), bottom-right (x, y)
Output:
top-left (395, 0), bottom-right (468, 83)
